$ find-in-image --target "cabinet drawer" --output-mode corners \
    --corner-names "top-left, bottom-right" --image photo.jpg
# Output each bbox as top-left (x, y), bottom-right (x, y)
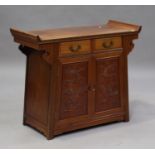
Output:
top-left (94, 37), bottom-right (122, 51)
top-left (60, 40), bottom-right (91, 56)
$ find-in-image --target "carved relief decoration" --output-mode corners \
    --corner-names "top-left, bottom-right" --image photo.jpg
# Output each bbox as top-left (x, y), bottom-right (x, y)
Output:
top-left (95, 57), bottom-right (121, 112)
top-left (60, 61), bottom-right (88, 119)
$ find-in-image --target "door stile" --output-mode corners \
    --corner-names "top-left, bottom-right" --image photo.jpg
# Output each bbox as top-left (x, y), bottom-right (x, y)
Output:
top-left (88, 56), bottom-right (96, 116)
top-left (118, 52), bottom-right (126, 112)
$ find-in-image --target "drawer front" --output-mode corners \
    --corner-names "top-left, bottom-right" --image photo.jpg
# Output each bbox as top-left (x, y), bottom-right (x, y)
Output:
top-left (94, 37), bottom-right (122, 51)
top-left (60, 40), bottom-right (91, 56)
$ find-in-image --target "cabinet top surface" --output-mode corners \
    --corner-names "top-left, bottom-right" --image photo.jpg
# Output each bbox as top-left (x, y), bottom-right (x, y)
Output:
top-left (10, 20), bottom-right (141, 44)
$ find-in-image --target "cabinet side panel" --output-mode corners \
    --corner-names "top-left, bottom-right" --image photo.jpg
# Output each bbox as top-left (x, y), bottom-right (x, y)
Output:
top-left (95, 57), bottom-right (121, 112)
top-left (25, 53), bottom-right (50, 125)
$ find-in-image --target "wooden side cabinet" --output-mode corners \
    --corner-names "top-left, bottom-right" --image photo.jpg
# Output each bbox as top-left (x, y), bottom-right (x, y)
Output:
top-left (10, 20), bottom-right (141, 139)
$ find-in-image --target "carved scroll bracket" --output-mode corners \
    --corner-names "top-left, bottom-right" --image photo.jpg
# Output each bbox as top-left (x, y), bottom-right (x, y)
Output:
top-left (123, 34), bottom-right (139, 55)
top-left (40, 44), bottom-right (54, 65)
top-left (19, 44), bottom-right (54, 65)
top-left (18, 45), bottom-right (32, 56)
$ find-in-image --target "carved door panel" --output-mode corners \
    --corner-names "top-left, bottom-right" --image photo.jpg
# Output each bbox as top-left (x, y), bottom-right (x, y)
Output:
top-left (94, 51), bottom-right (124, 114)
top-left (55, 56), bottom-right (91, 126)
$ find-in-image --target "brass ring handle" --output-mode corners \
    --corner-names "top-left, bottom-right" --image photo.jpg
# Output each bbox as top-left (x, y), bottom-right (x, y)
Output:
top-left (69, 45), bottom-right (81, 52)
top-left (102, 40), bottom-right (113, 48)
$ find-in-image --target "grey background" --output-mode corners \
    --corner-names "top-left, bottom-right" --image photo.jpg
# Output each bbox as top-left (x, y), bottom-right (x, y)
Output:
top-left (0, 6), bottom-right (155, 148)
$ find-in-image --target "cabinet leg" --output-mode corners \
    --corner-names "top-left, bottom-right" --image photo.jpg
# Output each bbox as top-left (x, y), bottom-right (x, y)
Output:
top-left (23, 122), bottom-right (27, 126)
top-left (23, 117), bottom-right (27, 126)
top-left (46, 134), bottom-right (54, 140)
top-left (47, 136), bottom-right (54, 140)
top-left (124, 113), bottom-right (129, 122)
top-left (46, 130), bottom-right (54, 140)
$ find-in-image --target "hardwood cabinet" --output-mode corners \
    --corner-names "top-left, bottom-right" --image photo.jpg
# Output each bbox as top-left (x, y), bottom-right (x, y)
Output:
top-left (10, 20), bottom-right (141, 139)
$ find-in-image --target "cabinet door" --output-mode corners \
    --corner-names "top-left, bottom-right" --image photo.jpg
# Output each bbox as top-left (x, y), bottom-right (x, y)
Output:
top-left (55, 56), bottom-right (91, 127)
top-left (94, 51), bottom-right (124, 114)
